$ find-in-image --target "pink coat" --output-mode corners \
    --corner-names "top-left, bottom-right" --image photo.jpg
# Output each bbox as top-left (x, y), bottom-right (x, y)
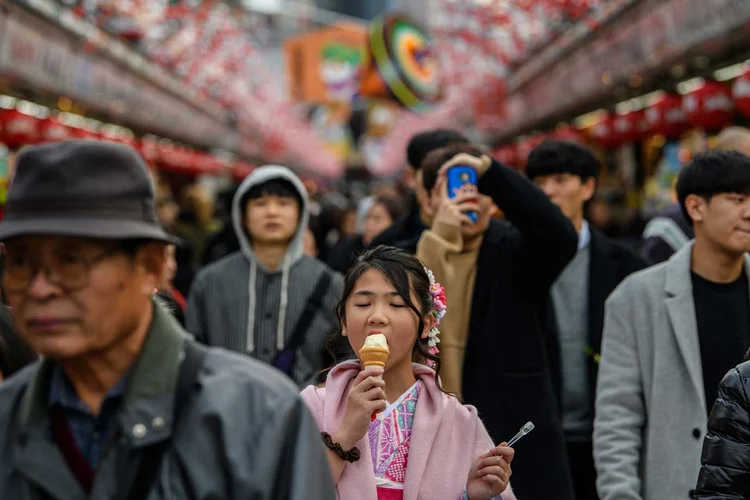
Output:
top-left (301, 361), bottom-right (517, 500)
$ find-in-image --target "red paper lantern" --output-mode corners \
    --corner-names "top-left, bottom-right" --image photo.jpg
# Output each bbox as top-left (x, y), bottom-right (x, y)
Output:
top-left (645, 94), bottom-right (689, 138)
top-left (733, 69), bottom-right (750, 118)
top-left (612, 110), bottom-right (647, 144)
top-left (683, 82), bottom-right (734, 131)
top-left (0, 109), bottom-right (39, 149)
top-left (39, 117), bottom-right (71, 143)
top-left (588, 115), bottom-right (621, 149)
top-left (551, 124), bottom-right (583, 143)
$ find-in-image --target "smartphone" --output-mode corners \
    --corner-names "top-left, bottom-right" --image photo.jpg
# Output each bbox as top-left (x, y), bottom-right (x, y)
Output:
top-left (446, 165), bottom-right (478, 223)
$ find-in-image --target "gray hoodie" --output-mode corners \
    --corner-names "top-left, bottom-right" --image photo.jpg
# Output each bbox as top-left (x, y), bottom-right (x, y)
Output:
top-left (187, 166), bottom-right (343, 385)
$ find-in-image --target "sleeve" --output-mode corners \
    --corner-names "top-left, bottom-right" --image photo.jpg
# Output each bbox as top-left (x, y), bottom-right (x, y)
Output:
top-left (255, 395), bottom-right (337, 500)
top-left (695, 367), bottom-right (750, 499)
top-left (593, 286), bottom-right (646, 500)
top-left (185, 272), bottom-right (208, 344)
top-left (478, 160), bottom-right (578, 291)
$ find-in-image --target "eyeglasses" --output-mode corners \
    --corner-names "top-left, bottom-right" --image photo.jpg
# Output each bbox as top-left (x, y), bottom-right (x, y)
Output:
top-left (2, 247), bottom-right (123, 293)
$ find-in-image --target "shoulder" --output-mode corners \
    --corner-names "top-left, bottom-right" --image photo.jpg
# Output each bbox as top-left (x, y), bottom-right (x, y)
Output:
top-left (299, 385), bottom-right (326, 418)
top-left (0, 363), bottom-right (38, 423)
top-left (720, 362), bottom-right (750, 403)
top-left (295, 257), bottom-right (344, 289)
top-left (196, 347), bottom-right (301, 415)
top-left (193, 252), bottom-right (246, 284)
top-left (607, 261), bottom-right (667, 306)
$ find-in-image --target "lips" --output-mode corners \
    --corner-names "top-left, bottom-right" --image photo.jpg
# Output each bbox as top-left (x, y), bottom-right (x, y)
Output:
top-left (27, 317), bottom-right (73, 331)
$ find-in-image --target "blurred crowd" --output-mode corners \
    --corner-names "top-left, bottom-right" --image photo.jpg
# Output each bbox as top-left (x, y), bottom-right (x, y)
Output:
top-left (2, 127), bottom-right (750, 499)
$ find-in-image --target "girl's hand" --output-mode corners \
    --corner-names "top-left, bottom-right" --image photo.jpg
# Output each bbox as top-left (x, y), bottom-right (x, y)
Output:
top-left (333, 366), bottom-right (387, 450)
top-left (466, 443), bottom-right (514, 500)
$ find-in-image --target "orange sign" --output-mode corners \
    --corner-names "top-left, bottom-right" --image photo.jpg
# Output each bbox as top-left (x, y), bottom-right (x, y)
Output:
top-left (284, 22), bottom-right (367, 104)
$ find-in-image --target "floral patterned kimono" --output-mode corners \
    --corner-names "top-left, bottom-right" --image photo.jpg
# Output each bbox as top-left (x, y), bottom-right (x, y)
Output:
top-left (369, 381), bottom-right (422, 500)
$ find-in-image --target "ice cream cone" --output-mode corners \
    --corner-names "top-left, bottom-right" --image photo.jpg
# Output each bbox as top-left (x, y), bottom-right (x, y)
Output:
top-left (359, 347), bottom-right (390, 368)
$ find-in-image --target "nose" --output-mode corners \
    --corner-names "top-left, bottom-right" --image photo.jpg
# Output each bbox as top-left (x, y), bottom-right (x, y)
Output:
top-left (539, 180), bottom-right (556, 197)
top-left (367, 303), bottom-right (389, 326)
top-left (26, 269), bottom-right (62, 300)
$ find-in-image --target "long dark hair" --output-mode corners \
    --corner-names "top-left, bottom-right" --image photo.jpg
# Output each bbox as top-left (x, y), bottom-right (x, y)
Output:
top-left (324, 246), bottom-right (443, 387)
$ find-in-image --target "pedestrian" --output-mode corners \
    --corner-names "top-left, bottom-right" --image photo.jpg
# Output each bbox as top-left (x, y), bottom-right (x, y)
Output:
top-left (417, 144), bottom-right (579, 499)
top-left (187, 165), bottom-right (343, 385)
top-left (328, 195), bottom-right (403, 274)
top-left (526, 140), bottom-right (648, 499)
top-left (694, 350), bottom-right (750, 498)
top-left (0, 141), bottom-right (335, 499)
top-left (595, 150), bottom-right (750, 500)
top-left (302, 246), bottom-right (516, 500)
top-left (640, 126), bottom-right (750, 264)
top-left (370, 129), bottom-right (469, 253)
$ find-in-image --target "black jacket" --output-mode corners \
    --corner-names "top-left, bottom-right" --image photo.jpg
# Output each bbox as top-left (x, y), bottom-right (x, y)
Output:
top-left (545, 227), bottom-right (648, 417)
top-left (695, 361), bottom-right (750, 499)
top-left (369, 192), bottom-right (425, 254)
top-left (461, 160), bottom-right (579, 500)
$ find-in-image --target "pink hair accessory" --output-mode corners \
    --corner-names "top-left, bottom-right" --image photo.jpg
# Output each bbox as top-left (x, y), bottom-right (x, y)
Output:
top-left (423, 267), bottom-right (446, 367)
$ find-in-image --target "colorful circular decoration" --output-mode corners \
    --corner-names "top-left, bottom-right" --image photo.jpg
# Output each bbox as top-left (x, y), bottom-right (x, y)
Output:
top-left (366, 15), bottom-right (440, 114)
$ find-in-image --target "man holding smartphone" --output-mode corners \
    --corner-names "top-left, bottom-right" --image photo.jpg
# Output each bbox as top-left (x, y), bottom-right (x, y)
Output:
top-left (416, 143), bottom-right (579, 500)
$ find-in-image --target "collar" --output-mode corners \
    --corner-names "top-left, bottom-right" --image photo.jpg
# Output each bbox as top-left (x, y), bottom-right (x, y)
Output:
top-left (47, 363), bottom-right (128, 413)
top-left (18, 299), bottom-right (186, 448)
top-left (578, 220), bottom-right (591, 250)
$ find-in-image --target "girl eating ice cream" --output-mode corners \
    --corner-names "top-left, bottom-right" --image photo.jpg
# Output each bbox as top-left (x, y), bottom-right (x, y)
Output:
top-left (301, 246), bottom-right (516, 500)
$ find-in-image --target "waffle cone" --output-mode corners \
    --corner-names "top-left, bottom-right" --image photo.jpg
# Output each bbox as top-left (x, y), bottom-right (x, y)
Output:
top-left (359, 347), bottom-right (390, 368)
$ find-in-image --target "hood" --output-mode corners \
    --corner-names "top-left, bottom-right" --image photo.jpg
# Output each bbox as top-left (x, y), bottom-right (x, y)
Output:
top-left (232, 165), bottom-right (310, 271)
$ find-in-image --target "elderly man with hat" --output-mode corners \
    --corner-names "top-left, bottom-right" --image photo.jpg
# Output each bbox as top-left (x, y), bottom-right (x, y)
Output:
top-left (0, 141), bottom-right (335, 499)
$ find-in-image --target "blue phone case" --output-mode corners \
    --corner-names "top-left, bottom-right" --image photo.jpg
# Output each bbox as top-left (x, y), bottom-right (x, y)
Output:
top-left (447, 165), bottom-right (478, 222)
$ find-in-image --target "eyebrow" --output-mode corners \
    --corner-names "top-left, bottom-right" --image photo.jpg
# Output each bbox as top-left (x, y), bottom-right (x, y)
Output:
top-left (352, 290), bottom-right (401, 297)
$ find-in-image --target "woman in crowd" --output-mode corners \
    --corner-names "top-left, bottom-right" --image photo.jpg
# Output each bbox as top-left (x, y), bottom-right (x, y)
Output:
top-left (302, 246), bottom-right (515, 500)
top-left (327, 196), bottom-right (403, 274)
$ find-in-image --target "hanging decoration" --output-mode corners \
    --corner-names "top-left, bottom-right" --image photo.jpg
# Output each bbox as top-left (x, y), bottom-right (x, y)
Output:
top-left (645, 93), bottom-right (690, 139)
top-left (733, 68), bottom-right (750, 118)
top-left (360, 14), bottom-right (440, 115)
top-left (683, 81), bottom-right (734, 132)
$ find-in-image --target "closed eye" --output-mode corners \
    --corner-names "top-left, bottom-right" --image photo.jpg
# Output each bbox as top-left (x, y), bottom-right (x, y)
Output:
top-left (354, 303), bottom-right (370, 308)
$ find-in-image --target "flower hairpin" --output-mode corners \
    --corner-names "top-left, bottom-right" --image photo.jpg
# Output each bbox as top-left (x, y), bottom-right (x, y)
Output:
top-left (424, 266), bottom-right (447, 367)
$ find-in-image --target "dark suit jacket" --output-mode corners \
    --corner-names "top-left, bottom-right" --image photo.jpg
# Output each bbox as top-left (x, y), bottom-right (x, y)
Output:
top-left (460, 160), bottom-right (579, 500)
top-left (545, 227), bottom-right (649, 415)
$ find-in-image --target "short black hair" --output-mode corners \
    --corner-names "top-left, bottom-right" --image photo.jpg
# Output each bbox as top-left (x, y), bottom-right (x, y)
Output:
top-left (526, 140), bottom-right (601, 182)
top-left (407, 129), bottom-right (469, 170)
top-left (676, 150), bottom-right (750, 224)
top-left (241, 178), bottom-right (302, 210)
top-left (421, 143), bottom-right (486, 193)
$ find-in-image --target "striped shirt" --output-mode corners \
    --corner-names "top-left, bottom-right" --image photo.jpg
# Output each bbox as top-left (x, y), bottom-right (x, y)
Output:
top-left (186, 252), bottom-right (343, 386)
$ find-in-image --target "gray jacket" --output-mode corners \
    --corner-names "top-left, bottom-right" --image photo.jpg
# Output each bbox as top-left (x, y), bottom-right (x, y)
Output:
top-left (187, 166), bottom-right (343, 385)
top-left (0, 301), bottom-right (336, 499)
top-left (594, 243), bottom-right (750, 500)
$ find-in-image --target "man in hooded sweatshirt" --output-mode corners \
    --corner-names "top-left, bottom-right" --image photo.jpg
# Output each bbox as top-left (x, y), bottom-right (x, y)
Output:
top-left (187, 166), bottom-right (344, 385)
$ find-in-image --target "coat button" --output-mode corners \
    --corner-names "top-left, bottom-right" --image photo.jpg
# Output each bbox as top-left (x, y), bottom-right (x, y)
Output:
top-left (692, 428), bottom-right (701, 439)
top-left (132, 423), bottom-right (147, 439)
top-left (152, 417), bottom-right (166, 430)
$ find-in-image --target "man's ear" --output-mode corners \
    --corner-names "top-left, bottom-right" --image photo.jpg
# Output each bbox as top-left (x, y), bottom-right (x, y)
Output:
top-left (684, 194), bottom-right (705, 224)
top-left (136, 242), bottom-right (168, 295)
top-left (582, 177), bottom-right (597, 203)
